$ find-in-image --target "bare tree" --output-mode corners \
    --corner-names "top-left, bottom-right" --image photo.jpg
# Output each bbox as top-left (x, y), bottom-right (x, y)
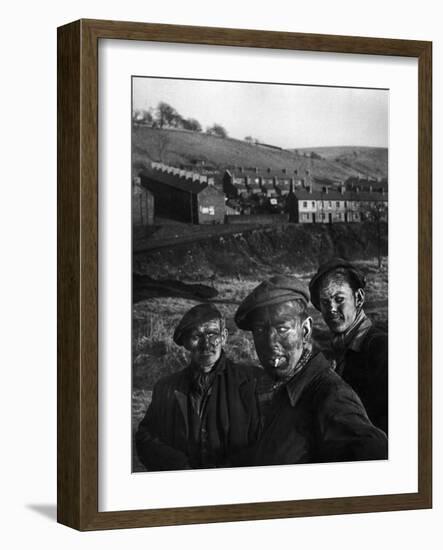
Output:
top-left (156, 102), bottom-right (179, 128)
top-left (183, 118), bottom-right (202, 132)
top-left (154, 132), bottom-right (171, 163)
top-left (206, 124), bottom-right (228, 138)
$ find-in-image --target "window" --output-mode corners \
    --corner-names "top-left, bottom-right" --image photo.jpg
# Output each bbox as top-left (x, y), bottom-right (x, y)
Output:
top-left (336, 201), bottom-right (340, 207)
top-left (312, 201), bottom-right (315, 208)
top-left (200, 206), bottom-right (215, 215)
top-left (303, 201), bottom-right (307, 207)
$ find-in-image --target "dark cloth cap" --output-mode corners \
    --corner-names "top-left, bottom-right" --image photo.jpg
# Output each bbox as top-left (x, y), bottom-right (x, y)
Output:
top-left (234, 276), bottom-right (310, 330)
top-left (173, 304), bottom-right (223, 346)
top-left (309, 257), bottom-right (366, 310)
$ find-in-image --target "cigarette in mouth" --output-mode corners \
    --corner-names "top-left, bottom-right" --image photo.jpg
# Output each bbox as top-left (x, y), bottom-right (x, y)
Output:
top-left (273, 358), bottom-right (281, 368)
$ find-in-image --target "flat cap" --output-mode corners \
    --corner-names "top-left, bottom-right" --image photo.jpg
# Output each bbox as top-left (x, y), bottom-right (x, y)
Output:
top-left (173, 303), bottom-right (223, 346)
top-left (235, 275), bottom-right (310, 330)
top-left (309, 257), bottom-right (366, 310)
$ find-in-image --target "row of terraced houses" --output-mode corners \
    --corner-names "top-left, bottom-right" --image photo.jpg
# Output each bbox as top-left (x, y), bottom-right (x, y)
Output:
top-left (133, 161), bottom-right (388, 226)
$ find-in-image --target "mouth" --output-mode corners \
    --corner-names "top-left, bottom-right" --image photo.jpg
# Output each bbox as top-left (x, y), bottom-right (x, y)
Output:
top-left (267, 355), bottom-right (288, 369)
top-left (327, 315), bottom-right (344, 324)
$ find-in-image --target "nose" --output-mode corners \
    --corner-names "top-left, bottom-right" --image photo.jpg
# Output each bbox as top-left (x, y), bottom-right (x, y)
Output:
top-left (198, 333), bottom-right (213, 350)
top-left (264, 327), bottom-right (279, 347)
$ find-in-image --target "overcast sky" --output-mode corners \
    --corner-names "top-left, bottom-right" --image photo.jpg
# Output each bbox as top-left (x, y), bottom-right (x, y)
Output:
top-left (132, 77), bottom-right (388, 149)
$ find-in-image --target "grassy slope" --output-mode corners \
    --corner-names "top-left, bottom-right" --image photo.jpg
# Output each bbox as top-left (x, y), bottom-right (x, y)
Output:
top-left (132, 126), bottom-right (388, 183)
top-left (297, 146), bottom-right (388, 179)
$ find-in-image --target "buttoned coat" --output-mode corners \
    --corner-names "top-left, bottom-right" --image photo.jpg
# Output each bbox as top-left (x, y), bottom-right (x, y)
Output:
top-left (253, 351), bottom-right (388, 466)
top-left (136, 355), bottom-right (261, 471)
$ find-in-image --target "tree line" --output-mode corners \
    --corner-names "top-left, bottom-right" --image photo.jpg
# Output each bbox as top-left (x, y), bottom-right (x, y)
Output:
top-left (133, 102), bottom-right (228, 138)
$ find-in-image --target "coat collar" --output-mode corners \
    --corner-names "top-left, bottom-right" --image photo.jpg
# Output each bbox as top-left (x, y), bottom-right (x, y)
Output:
top-left (331, 310), bottom-right (373, 353)
top-left (285, 350), bottom-right (331, 408)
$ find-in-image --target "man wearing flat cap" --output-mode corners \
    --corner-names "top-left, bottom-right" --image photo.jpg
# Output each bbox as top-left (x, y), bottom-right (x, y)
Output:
top-left (136, 303), bottom-right (261, 471)
top-left (235, 275), bottom-right (387, 466)
top-left (309, 258), bottom-right (388, 434)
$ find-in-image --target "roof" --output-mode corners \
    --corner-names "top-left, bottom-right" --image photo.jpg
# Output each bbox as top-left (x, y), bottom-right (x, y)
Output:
top-left (294, 189), bottom-right (345, 201)
top-left (294, 189), bottom-right (388, 201)
top-left (141, 167), bottom-right (217, 195)
top-left (226, 168), bottom-right (297, 179)
top-left (345, 190), bottom-right (388, 201)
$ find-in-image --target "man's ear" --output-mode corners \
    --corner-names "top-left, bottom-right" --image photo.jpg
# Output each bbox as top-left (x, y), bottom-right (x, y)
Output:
top-left (221, 327), bottom-right (228, 346)
top-left (302, 316), bottom-right (313, 340)
top-left (355, 288), bottom-right (365, 309)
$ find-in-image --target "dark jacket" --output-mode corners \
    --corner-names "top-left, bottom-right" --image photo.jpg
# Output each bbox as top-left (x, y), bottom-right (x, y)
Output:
top-left (335, 326), bottom-right (388, 434)
top-left (253, 351), bottom-right (388, 466)
top-left (136, 355), bottom-right (261, 471)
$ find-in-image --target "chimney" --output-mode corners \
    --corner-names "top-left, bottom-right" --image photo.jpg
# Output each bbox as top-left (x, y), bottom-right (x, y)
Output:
top-left (369, 185), bottom-right (373, 193)
top-left (309, 185), bottom-right (313, 194)
top-left (340, 186), bottom-right (345, 195)
top-left (323, 186), bottom-right (329, 194)
top-left (254, 167), bottom-right (259, 174)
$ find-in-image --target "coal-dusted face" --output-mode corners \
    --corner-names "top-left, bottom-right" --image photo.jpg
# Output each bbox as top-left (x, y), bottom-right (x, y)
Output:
top-left (317, 271), bottom-right (364, 334)
top-left (182, 319), bottom-right (228, 373)
top-left (250, 301), bottom-right (312, 382)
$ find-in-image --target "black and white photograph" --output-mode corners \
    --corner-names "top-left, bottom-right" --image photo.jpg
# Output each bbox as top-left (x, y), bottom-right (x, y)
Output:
top-left (131, 76), bottom-right (389, 473)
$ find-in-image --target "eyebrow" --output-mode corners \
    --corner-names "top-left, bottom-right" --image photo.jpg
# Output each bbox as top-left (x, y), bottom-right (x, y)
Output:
top-left (320, 292), bottom-right (346, 300)
top-left (192, 326), bottom-right (220, 332)
top-left (252, 319), bottom-right (294, 326)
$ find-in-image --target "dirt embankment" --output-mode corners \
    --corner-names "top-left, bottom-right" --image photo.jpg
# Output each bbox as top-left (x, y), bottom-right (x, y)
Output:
top-left (134, 222), bottom-right (388, 280)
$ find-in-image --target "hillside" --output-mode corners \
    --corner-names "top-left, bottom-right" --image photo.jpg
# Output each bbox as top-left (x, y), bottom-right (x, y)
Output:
top-left (132, 126), bottom-right (388, 184)
top-left (296, 146), bottom-right (388, 179)
top-left (134, 222), bottom-right (387, 281)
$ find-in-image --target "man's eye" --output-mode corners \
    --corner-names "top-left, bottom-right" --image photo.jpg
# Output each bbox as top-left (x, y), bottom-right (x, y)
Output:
top-left (277, 326), bottom-right (289, 334)
top-left (335, 297), bottom-right (344, 304)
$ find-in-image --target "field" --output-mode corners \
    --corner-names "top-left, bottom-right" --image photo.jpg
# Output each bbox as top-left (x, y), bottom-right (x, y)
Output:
top-left (297, 146), bottom-right (388, 178)
top-left (132, 126), bottom-right (388, 183)
top-left (132, 255), bottom-right (388, 471)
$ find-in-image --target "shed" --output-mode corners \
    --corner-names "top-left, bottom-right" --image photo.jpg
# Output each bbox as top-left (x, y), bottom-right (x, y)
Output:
top-left (140, 167), bottom-right (225, 224)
